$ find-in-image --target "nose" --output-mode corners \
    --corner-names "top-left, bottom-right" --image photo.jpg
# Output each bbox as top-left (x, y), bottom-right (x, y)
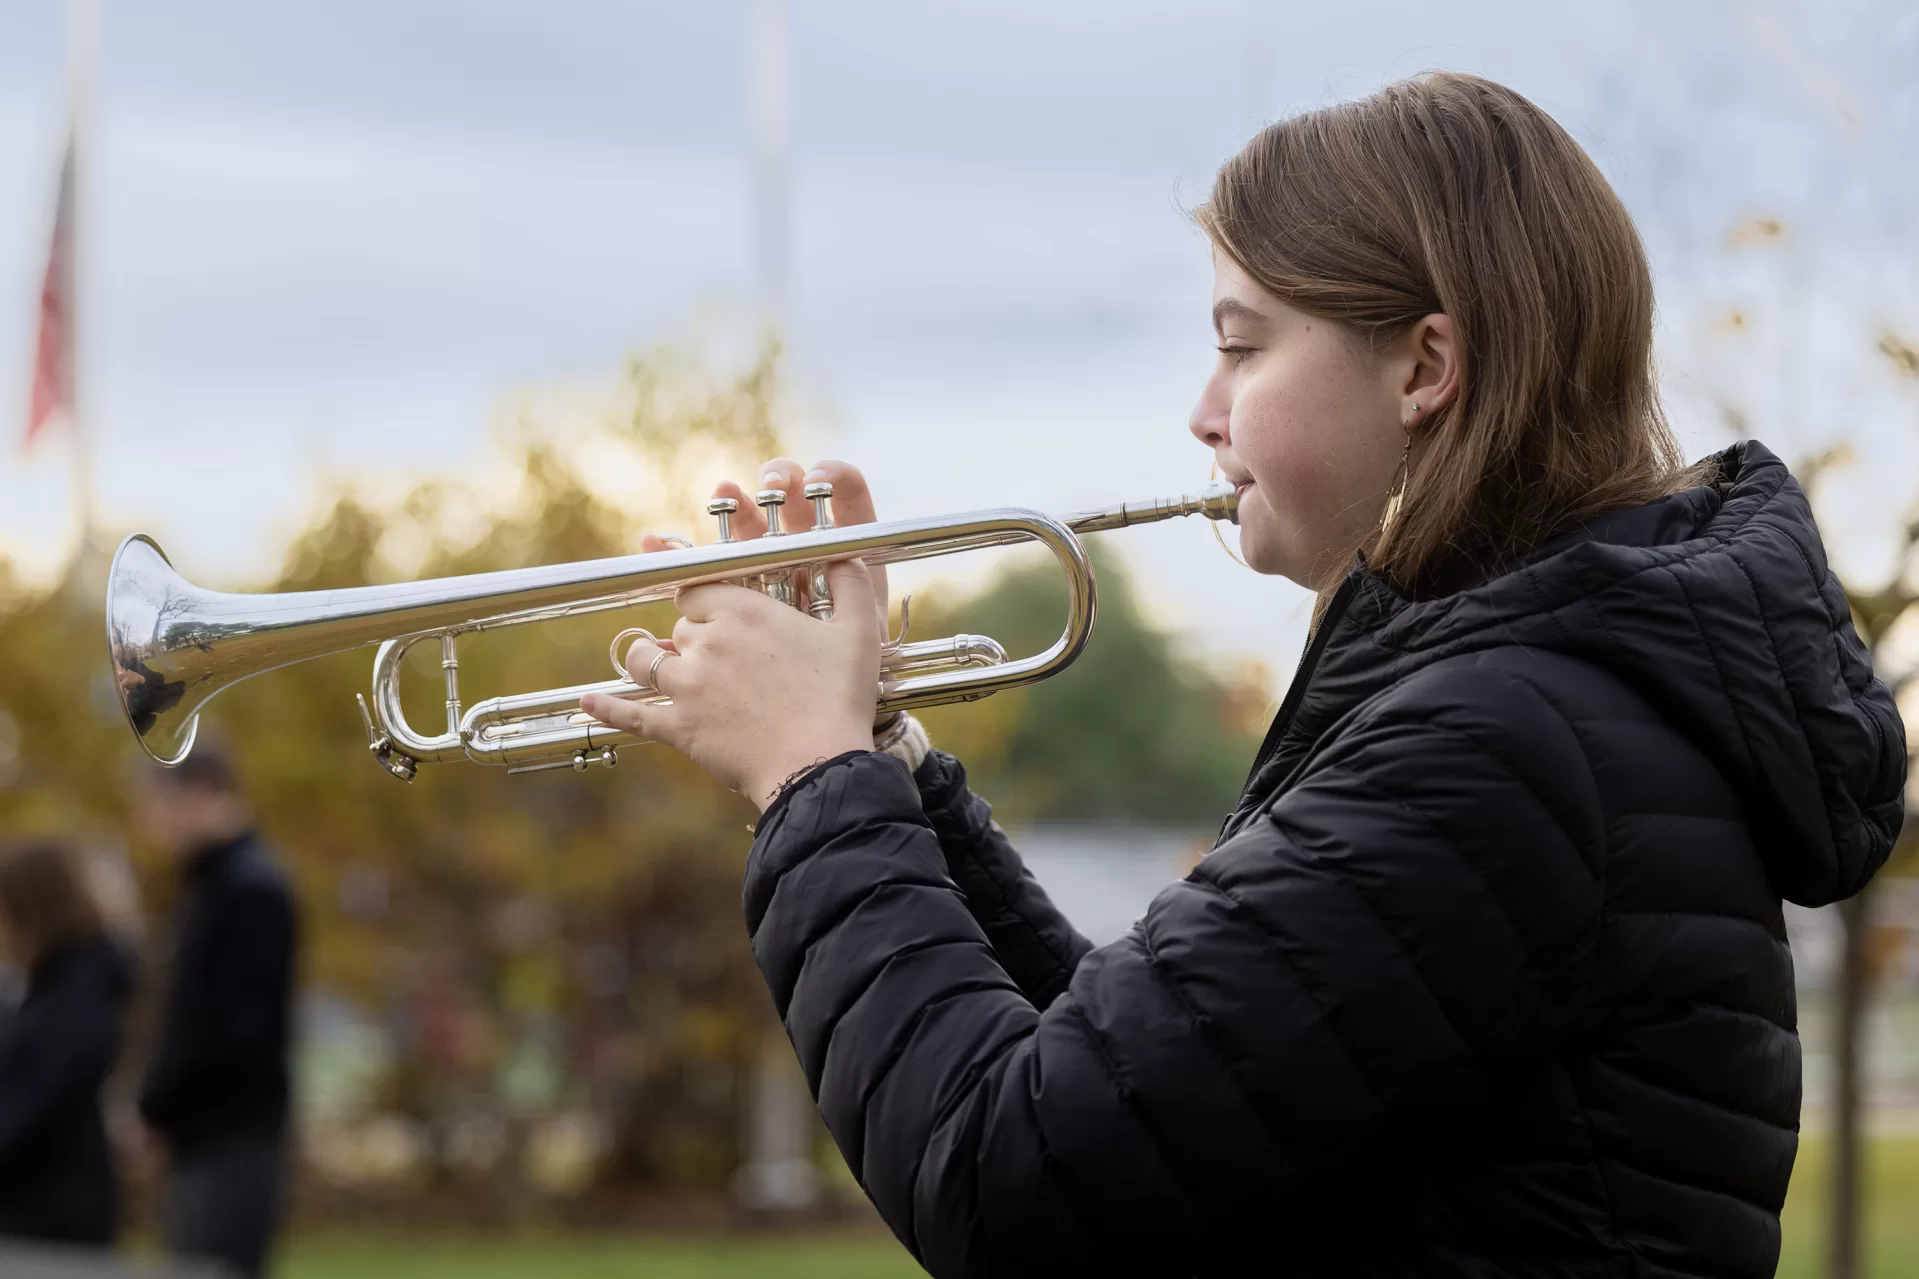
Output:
top-left (1189, 369), bottom-right (1231, 449)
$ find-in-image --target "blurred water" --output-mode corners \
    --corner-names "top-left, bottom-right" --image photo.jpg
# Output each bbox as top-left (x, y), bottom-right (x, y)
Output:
top-left (1788, 888), bottom-right (1919, 1127)
top-left (1009, 824), bottom-right (1205, 947)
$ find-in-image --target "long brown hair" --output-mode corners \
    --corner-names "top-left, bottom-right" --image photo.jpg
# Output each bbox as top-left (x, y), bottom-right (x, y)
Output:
top-left (0, 839), bottom-right (105, 968)
top-left (1198, 72), bottom-right (1704, 596)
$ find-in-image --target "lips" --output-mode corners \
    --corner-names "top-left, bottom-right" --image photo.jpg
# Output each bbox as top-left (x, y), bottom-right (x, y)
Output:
top-left (1215, 459), bottom-right (1253, 497)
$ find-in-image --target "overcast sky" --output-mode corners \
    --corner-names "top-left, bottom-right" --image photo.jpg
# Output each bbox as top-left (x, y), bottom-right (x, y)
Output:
top-left (2, 0), bottom-right (1915, 678)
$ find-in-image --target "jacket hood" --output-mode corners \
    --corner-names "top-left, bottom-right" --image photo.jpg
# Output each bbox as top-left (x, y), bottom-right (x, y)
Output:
top-left (1298, 440), bottom-right (1907, 907)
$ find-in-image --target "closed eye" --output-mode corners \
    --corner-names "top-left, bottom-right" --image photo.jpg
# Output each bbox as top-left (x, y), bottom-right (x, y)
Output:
top-left (1217, 344), bottom-right (1255, 366)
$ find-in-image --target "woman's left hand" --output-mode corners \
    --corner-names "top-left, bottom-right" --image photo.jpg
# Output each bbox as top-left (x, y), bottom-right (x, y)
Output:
top-left (580, 558), bottom-right (883, 811)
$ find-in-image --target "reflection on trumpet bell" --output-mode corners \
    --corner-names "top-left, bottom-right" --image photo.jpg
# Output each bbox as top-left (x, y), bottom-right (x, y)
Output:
top-left (105, 481), bottom-right (1237, 782)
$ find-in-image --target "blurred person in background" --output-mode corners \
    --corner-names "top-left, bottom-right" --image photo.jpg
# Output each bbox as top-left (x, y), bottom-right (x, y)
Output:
top-left (588, 71), bottom-right (1906, 1278)
top-left (135, 742), bottom-right (297, 1279)
top-left (0, 838), bottom-right (135, 1249)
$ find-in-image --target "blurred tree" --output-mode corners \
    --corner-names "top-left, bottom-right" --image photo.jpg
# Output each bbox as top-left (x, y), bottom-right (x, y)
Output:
top-left (1812, 338), bottom-right (1919, 1279)
top-left (0, 333), bottom-right (1267, 1223)
top-left (914, 542), bottom-right (1268, 826)
top-left (1708, 213), bottom-right (1919, 1278)
top-left (0, 562), bottom-right (127, 834)
top-left (0, 341), bottom-right (795, 1222)
top-left (217, 340), bottom-right (794, 1217)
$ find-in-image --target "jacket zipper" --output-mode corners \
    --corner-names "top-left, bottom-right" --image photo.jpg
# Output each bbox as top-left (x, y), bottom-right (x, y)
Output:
top-left (1218, 568), bottom-right (1366, 841)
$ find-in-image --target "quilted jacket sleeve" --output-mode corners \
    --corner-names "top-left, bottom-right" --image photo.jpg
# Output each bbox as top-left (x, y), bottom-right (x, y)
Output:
top-left (743, 658), bottom-right (1607, 1277)
top-left (911, 750), bottom-right (1093, 1010)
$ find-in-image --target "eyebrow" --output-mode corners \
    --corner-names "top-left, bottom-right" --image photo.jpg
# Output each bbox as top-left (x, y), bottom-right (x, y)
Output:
top-left (1212, 298), bottom-right (1268, 336)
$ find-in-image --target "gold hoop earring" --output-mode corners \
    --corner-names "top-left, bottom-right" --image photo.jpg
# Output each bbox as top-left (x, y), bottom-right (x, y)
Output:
top-left (1379, 432), bottom-right (1414, 537)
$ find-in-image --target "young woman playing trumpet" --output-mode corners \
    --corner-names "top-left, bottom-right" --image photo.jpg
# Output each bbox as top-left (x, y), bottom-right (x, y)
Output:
top-left (583, 72), bottom-right (1904, 1279)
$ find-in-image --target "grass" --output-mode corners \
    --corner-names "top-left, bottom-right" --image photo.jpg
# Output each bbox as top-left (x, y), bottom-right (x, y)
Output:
top-left (280, 1232), bottom-right (924, 1279)
top-left (1778, 1130), bottom-right (1919, 1279)
top-left (279, 1134), bottom-right (1919, 1279)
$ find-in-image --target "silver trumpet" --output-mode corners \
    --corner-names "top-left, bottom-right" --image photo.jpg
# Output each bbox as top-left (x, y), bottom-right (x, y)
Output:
top-left (106, 481), bottom-right (1238, 780)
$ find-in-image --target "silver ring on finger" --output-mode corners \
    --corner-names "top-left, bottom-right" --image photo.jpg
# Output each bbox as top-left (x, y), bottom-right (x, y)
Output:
top-left (645, 649), bottom-right (674, 693)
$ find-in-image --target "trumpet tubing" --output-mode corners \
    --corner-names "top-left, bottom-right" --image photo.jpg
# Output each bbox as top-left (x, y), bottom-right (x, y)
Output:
top-left (106, 482), bottom-right (1237, 780)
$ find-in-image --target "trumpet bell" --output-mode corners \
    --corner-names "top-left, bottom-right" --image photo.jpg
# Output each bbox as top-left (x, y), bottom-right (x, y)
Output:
top-left (109, 530), bottom-right (358, 766)
top-left (107, 534), bottom-right (205, 765)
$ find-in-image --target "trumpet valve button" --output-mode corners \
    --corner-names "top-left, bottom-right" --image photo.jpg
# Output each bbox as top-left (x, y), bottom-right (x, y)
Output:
top-left (804, 481), bottom-right (834, 528)
top-left (706, 497), bottom-right (739, 542)
top-left (756, 488), bottom-right (786, 536)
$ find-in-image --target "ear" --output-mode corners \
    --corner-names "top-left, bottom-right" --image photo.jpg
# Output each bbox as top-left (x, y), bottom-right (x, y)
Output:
top-left (1399, 313), bottom-right (1460, 425)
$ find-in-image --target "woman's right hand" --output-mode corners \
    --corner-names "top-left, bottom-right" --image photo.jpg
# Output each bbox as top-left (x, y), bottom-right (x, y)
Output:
top-left (588, 458), bottom-right (895, 804)
top-left (642, 457), bottom-right (891, 633)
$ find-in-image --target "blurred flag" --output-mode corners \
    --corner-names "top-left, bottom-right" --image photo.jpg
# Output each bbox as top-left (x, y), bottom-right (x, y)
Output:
top-left (26, 138), bottom-right (75, 450)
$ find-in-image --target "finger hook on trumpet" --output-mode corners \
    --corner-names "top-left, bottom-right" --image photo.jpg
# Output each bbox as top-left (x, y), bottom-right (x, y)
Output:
top-left (608, 628), bottom-right (657, 681)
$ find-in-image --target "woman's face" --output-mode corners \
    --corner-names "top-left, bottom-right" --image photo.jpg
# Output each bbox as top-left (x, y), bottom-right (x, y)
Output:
top-left (1189, 253), bottom-right (1418, 590)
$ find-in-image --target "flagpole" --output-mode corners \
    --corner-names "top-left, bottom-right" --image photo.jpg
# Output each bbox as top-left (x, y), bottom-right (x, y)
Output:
top-left (66, 0), bottom-right (98, 589)
top-left (734, 0), bottom-right (820, 1216)
top-left (749, 0), bottom-right (789, 333)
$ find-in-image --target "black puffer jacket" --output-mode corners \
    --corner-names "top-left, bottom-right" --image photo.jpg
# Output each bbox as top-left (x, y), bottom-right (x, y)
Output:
top-left (744, 441), bottom-right (1906, 1279)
